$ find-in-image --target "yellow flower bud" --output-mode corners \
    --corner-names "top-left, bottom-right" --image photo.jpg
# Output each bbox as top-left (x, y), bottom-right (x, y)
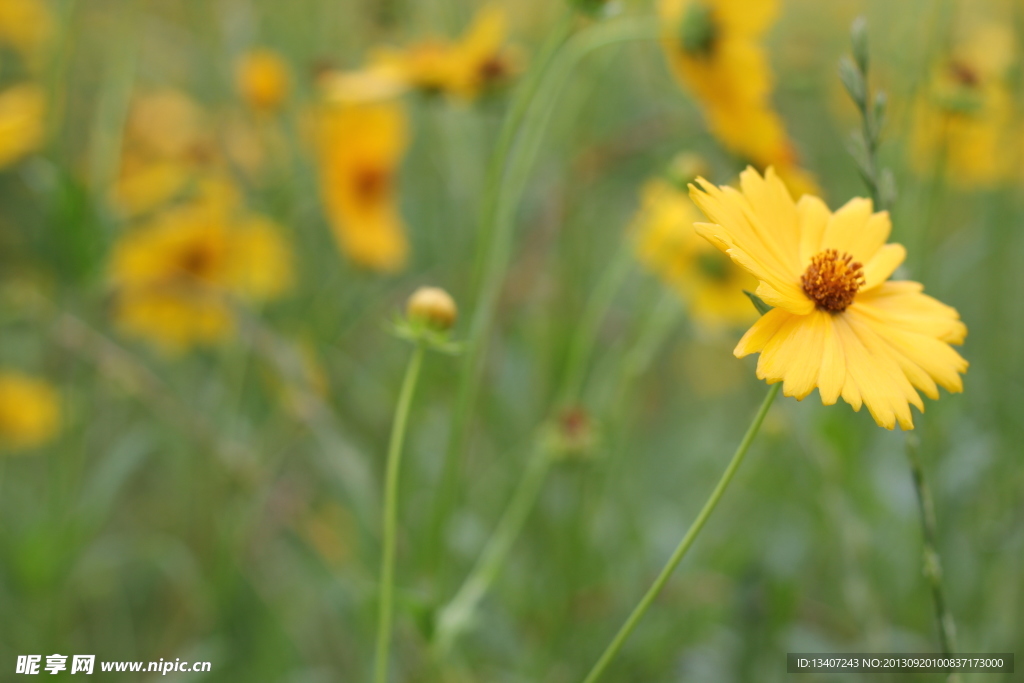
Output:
top-left (406, 287), bottom-right (457, 331)
top-left (666, 152), bottom-right (709, 189)
top-left (236, 49), bottom-right (290, 112)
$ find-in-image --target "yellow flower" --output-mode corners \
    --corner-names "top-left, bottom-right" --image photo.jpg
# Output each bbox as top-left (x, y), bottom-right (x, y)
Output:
top-left (690, 167), bottom-right (968, 430)
top-left (0, 373), bottom-right (60, 452)
top-left (110, 192), bottom-right (293, 352)
top-left (111, 89), bottom-right (215, 217)
top-left (0, 0), bottom-right (53, 67)
top-left (659, 0), bottom-right (790, 166)
top-left (444, 6), bottom-right (520, 100)
top-left (315, 99), bottom-right (409, 272)
top-left (236, 48), bottom-right (291, 112)
top-left (373, 6), bottom-right (519, 100)
top-left (909, 25), bottom-right (1015, 188)
top-left (633, 179), bottom-right (757, 329)
top-left (0, 83), bottom-right (45, 169)
top-left (319, 64), bottom-right (409, 106)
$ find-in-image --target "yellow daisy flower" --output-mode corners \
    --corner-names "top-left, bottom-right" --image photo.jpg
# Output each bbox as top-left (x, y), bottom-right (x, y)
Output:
top-left (315, 98), bottom-right (409, 272)
top-left (443, 6), bottom-right (520, 100)
top-left (0, 83), bottom-right (46, 169)
top-left (689, 167), bottom-right (968, 430)
top-left (909, 25), bottom-right (1015, 188)
top-left (0, 372), bottom-right (60, 452)
top-left (0, 0), bottom-right (53, 67)
top-left (373, 5), bottom-right (519, 101)
top-left (235, 48), bottom-right (291, 113)
top-left (110, 191), bottom-right (293, 352)
top-left (658, 0), bottom-right (790, 166)
top-left (111, 89), bottom-right (216, 217)
top-left (633, 179), bottom-right (757, 329)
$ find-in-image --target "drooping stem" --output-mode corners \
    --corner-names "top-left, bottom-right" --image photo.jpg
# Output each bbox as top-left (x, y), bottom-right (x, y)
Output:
top-left (374, 344), bottom-right (426, 683)
top-left (428, 13), bottom-right (659, 576)
top-left (433, 446), bottom-right (552, 656)
top-left (581, 383), bottom-right (780, 683)
top-left (433, 239), bottom-right (636, 656)
top-left (427, 12), bottom-right (575, 572)
top-left (905, 434), bottom-right (959, 666)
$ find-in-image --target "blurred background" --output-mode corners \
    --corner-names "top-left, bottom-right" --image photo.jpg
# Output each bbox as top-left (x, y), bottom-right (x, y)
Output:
top-left (0, 0), bottom-right (1021, 680)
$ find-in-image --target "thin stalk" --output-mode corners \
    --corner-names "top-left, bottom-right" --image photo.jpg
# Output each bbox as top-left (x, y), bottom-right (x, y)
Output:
top-left (581, 383), bottom-right (780, 683)
top-left (428, 12), bottom-right (575, 570)
top-left (841, 22), bottom-right (960, 664)
top-left (433, 446), bottom-right (551, 655)
top-left (432, 236), bottom-right (636, 655)
top-left (374, 344), bottom-right (426, 683)
top-left (560, 245), bottom-right (634, 405)
top-left (905, 435), bottom-right (959, 664)
top-left (429, 12), bottom-right (660, 577)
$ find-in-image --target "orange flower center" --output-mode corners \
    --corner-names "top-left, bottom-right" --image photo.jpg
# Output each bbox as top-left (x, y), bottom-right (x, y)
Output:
top-left (177, 243), bottom-right (217, 281)
top-left (948, 60), bottom-right (979, 88)
top-left (352, 167), bottom-right (390, 206)
top-left (801, 249), bottom-right (864, 312)
top-left (478, 55), bottom-right (507, 83)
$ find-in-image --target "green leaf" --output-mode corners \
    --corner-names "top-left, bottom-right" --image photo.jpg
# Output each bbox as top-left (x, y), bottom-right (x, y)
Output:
top-left (743, 290), bottom-right (773, 316)
top-left (850, 16), bottom-right (870, 75)
top-left (839, 56), bottom-right (867, 110)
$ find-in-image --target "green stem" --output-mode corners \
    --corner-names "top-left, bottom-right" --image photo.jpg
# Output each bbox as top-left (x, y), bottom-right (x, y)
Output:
top-left (428, 12), bottom-right (659, 578)
top-left (433, 446), bottom-right (552, 655)
top-left (905, 435), bottom-right (959, 665)
top-left (581, 383), bottom-right (780, 683)
top-left (560, 245), bottom-right (634, 405)
top-left (427, 12), bottom-right (574, 572)
top-left (432, 238), bottom-right (636, 655)
top-left (374, 344), bottom-right (426, 683)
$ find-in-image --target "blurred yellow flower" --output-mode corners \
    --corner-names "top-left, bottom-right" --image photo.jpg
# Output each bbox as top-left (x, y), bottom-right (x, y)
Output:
top-left (373, 5), bottom-right (519, 100)
top-left (659, 0), bottom-right (790, 166)
top-left (0, 372), bottom-right (60, 452)
top-left (634, 179), bottom-right (757, 329)
top-left (236, 48), bottom-right (291, 113)
top-left (909, 25), bottom-right (1015, 188)
top-left (111, 89), bottom-right (215, 217)
top-left (0, 0), bottom-right (53, 67)
top-left (110, 190), bottom-right (293, 352)
top-left (690, 167), bottom-right (968, 430)
top-left (0, 83), bottom-right (46, 169)
top-left (315, 99), bottom-right (409, 272)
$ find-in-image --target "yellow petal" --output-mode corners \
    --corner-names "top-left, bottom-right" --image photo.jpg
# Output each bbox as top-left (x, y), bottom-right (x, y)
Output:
top-left (734, 307), bottom-right (793, 357)
top-left (796, 194), bottom-right (830, 265)
top-left (821, 198), bottom-right (890, 265)
top-left (861, 243), bottom-right (906, 290)
top-left (833, 314), bottom-right (917, 430)
top-left (817, 315), bottom-right (846, 405)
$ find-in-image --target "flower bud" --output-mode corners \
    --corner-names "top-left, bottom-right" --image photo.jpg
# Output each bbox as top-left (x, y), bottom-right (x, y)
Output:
top-left (406, 287), bottom-right (457, 331)
top-left (666, 152), bottom-right (710, 189)
top-left (236, 49), bottom-right (291, 112)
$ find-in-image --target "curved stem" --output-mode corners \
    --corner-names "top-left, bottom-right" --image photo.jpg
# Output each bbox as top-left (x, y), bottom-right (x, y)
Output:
top-left (433, 446), bottom-right (551, 656)
top-left (427, 12), bottom-right (575, 571)
top-left (560, 245), bottom-right (634, 405)
top-left (428, 12), bottom-right (660, 578)
top-left (374, 344), bottom-right (426, 683)
top-left (432, 238), bottom-right (636, 656)
top-left (581, 383), bottom-right (780, 683)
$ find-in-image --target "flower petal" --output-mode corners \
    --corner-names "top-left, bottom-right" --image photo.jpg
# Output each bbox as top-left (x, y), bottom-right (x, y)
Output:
top-left (862, 243), bottom-right (906, 290)
top-left (821, 198), bottom-right (890, 265)
top-left (833, 314), bottom-right (919, 430)
top-left (796, 194), bottom-right (830, 265)
top-left (734, 307), bottom-right (793, 357)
